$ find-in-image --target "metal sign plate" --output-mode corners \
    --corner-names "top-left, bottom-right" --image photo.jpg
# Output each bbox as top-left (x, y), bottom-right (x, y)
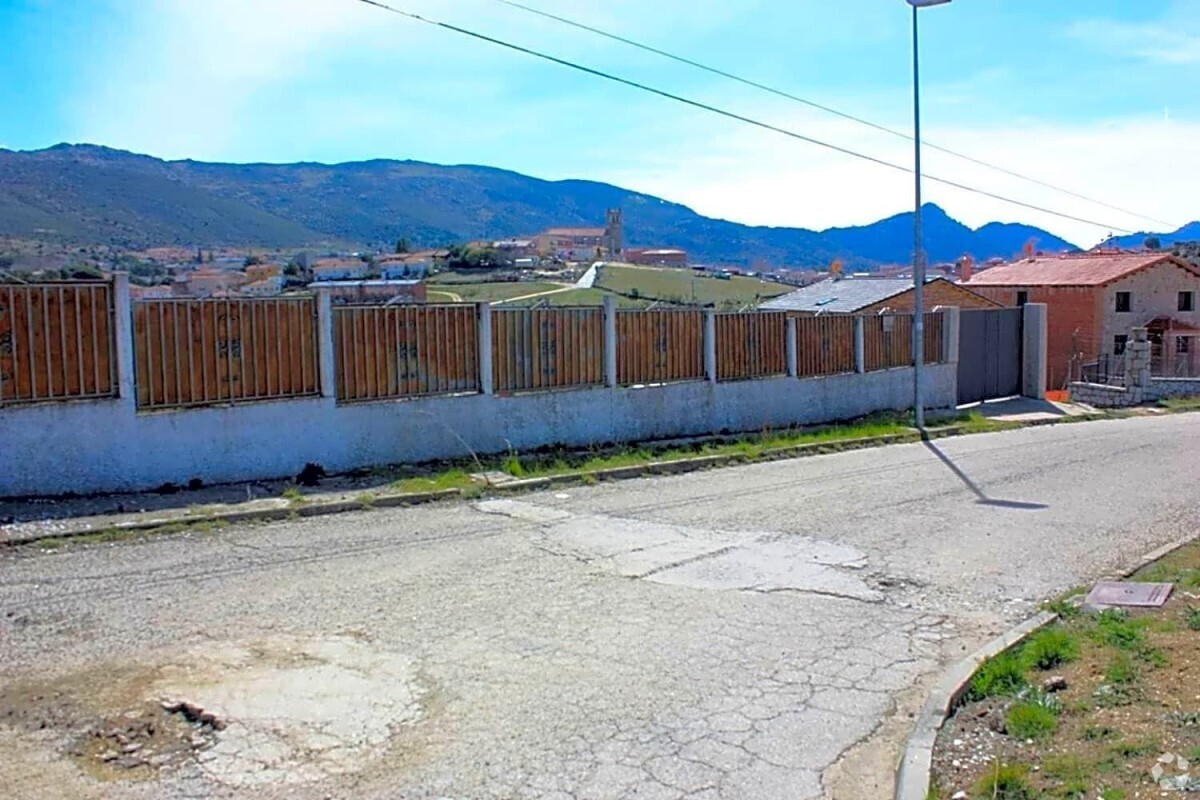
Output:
top-left (1084, 581), bottom-right (1174, 608)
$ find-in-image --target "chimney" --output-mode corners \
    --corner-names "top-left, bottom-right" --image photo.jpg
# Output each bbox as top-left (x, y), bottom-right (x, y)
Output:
top-left (959, 255), bottom-right (974, 283)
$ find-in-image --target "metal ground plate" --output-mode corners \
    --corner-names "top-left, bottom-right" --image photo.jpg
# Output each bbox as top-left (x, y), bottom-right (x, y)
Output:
top-left (1084, 581), bottom-right (1174, 608)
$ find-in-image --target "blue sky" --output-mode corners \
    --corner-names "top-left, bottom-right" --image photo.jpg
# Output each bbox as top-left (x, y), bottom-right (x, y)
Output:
top-left (2, 0), bottom-right (1198, 246)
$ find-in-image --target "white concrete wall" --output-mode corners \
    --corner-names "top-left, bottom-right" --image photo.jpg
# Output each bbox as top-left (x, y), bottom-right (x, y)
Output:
top-left (1, 364), bottom-right (955, 497)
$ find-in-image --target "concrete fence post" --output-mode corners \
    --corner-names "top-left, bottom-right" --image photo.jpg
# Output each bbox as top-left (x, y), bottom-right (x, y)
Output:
top-left (111, 272), bottom-right (137, 409)
top-left (603, 295), bottom-right (618, 388)
top-left (478, 302), bottom-right (494, 396)
top-left (854, 316), bottom-right (866, 374)
top-left (315, 289), bottom-right (337, 400)
top-left (786, 316), bottom-right (798, 378)
top-left (941, 306), bottom-right (961, 365)
top-left (704, 310), bottom-right (718, 383)
top-left (1124, 326), bottom-right (1151, 392)
top-left (1021, 302), bottom-right (1047, 399)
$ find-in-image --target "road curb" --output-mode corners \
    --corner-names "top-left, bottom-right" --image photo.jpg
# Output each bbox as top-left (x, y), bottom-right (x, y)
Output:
top-left (893, 612), bottom-right (1057, 800)
top-left (894, 531), bottom-right (1200, 800)
top-left (1, 489), bottom-right (460, 546)
top-left (0, 409), bottom-right (1120, 548)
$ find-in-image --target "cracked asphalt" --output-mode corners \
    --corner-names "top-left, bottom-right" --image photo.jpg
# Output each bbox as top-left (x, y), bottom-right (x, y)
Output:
top-left (1, 414), bottom-right (1197, 800)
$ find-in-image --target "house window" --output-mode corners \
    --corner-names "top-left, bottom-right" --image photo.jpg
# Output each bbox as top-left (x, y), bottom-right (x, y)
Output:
top-left (1115, 292), bottom-right (1132, 313)
top-left (1180, 291), bottom-right (1196, 312)
top-left (1113, 335), bottom-right (1129, 355)
top-left (1016, 291), bottom-right (1029, 307)
top-left (1180, 337), bottom-right (1191, 354)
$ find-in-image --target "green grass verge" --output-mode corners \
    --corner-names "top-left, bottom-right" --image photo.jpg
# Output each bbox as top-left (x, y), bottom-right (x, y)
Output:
top-left (498, 413), bottom-right (913, 479)
top-left (1157, 395), bottom-right (1200, 411)
top-left (390, 469), bottom-right (475, 494)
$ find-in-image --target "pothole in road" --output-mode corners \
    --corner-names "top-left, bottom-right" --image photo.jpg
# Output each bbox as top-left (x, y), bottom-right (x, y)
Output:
top-left (1, 635), bottom-right (430, 789)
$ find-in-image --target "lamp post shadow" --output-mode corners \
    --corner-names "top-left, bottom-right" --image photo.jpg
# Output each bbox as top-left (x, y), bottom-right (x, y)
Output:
top-left (922, 440), bottom-right (1049, 510)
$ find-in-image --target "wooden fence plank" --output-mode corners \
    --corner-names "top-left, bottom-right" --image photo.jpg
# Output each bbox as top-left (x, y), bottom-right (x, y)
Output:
top-left (332, 305), bottom-right (480, 403)
top-left (0, 282), bottom-right (116, 406)
top-left (130, 297), bottom-right (318, 410)
top-left (715, 312), bottom-right (787, 381)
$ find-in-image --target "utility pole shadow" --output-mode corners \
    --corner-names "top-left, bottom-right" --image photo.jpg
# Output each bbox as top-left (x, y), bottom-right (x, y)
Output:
top-left (922, 440), bottom-right (1049, 510)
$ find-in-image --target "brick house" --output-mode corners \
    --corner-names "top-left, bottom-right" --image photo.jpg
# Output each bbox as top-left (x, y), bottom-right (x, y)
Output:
top-left (625, 248), bottom-right (688, 267)
top-left (965, 253), bottom-right (1200, 387)
top-left (758, 276), bottom-right (1000, 315)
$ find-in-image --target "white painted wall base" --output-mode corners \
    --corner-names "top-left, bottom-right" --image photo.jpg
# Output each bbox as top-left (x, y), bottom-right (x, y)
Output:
top-left (2, 365), bottom-right (955, 497)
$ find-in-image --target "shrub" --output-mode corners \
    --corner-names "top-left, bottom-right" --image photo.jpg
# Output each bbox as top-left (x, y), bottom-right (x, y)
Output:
top-left (501, 454), bottom-right (526, 477)
top-left (1185, 606), bottom-right (1200, 631)
top-left (1092, 610), bottom-right (1144, 651)
top-left (973, 761), bottom-right (1035, 800)
top-left (966, 651), bottom-right (1027, 701)
top-left (1081, 725), bottom-right (1116, 741)
top-left (1022, 628), bottom-right (1079, 670)
top-left (1006, 702), bottom-right (1058, 740)
top-left (1105, 652), bottom-right (1138, 685)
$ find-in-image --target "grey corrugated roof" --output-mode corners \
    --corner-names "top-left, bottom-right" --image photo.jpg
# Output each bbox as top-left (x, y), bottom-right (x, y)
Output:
top-left (759, 277), bottom-right (937, 313)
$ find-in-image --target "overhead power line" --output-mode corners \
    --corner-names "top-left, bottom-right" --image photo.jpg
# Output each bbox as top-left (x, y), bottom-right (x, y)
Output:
top-left (354, 0), bottom-right (1139, 234)
top-left (493, 0), bottom-right (1176, 231)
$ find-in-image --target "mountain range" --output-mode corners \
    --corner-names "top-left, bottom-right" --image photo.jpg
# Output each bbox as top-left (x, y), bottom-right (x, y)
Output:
top-left (0, 143), bottom-right (1143, 268)
top-left (1104, 223), bottom-right (1200, 251)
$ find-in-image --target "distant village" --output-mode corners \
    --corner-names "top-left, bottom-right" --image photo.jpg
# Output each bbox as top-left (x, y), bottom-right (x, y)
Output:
top-left (43, 206), bottom-right (1005, 306)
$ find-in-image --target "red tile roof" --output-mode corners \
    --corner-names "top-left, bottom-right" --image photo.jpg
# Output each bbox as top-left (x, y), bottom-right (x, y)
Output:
top-left (965, 253), bottom-right (1198, 287)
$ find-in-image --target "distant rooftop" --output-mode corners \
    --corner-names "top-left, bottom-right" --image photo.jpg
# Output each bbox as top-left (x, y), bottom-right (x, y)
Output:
top-left (760, 276), bottom-right (948, 313)
top-left (542, 227), bottom-right (606, 238)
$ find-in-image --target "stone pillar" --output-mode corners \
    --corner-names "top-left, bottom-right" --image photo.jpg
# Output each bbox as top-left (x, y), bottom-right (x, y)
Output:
top-left (786, 317), bottom-right (798, 378)
top-left (111, 272), bottom-right (137, 410)
top-left (1124, 327), bottom-right (1151, 391)
top-left (603, 295), bottom-right (618, 388)
top-left (315, 288), bottom-right (337, 400)
top-left (853, 316), bottom-right (866, 374)
top-left (477, 303), bottom-right (494, 396)
top-left (704, 310), bottom-right (718, 383)
top-left (1021, 303), bottom-right (1047, 399)
top-left (941, 307), bottom-right (961, 365)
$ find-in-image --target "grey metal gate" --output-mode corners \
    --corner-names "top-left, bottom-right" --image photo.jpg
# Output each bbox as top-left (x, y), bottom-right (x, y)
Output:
top-left (957, 307), bottom-right (1023, 405)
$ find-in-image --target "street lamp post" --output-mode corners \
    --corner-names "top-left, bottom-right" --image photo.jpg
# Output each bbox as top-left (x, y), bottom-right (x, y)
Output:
top-left (907, 0), bottom-right (950, 431)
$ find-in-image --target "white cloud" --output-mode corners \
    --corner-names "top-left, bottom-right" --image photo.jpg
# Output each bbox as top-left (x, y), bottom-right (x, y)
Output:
top-left (1068, 2), bottom-right (1200, 66)
top-left (595, 108), bottom-right (1197, 250)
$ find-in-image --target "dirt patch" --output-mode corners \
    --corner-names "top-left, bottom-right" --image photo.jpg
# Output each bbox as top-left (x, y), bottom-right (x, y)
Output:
top-left (0, 635), bottom-right (431, 793)
top-left (931, 541), bottom-right (1200, 798)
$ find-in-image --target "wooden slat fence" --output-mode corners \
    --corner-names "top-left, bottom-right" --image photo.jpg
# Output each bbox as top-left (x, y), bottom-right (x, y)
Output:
top-left (616, 309), bottom-right (705, 386)
top-left (795, 315), bottom-right (856, 377)
top-left (335, 304), bottom-right (478, 402)
top-left (492, 307), bottom-right (603, 393)
top-left (863, 313), bottom-right (914, 372)
top-left (715, 312), bottom-right (787, 381)
top-left (0, 283), bottom-right (116, 405)
top-left (923, 311), bottom-right (944, 365)
top-left (134, 298), bottom-right (319, 409)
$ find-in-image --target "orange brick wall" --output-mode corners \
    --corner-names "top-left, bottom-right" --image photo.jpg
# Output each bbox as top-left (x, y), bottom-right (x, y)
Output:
top-left (858, 282), bottom-right (999, 315)
top-left (974, 286), bottom-right (1102, 389)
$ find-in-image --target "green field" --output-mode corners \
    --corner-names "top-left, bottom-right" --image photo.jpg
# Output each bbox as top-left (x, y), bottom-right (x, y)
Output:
top-left (425, 281), bottom-right (563, 304)
top-left (507, 288), bottom-right (648, 308)
top-left (422, 265), bottom-right (795, 308)
top-left (595, 264), bottom-right (792, 309)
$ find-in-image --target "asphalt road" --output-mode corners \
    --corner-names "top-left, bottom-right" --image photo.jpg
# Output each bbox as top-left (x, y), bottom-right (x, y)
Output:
top-left (1, 414), bottom-right (1197, 800)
